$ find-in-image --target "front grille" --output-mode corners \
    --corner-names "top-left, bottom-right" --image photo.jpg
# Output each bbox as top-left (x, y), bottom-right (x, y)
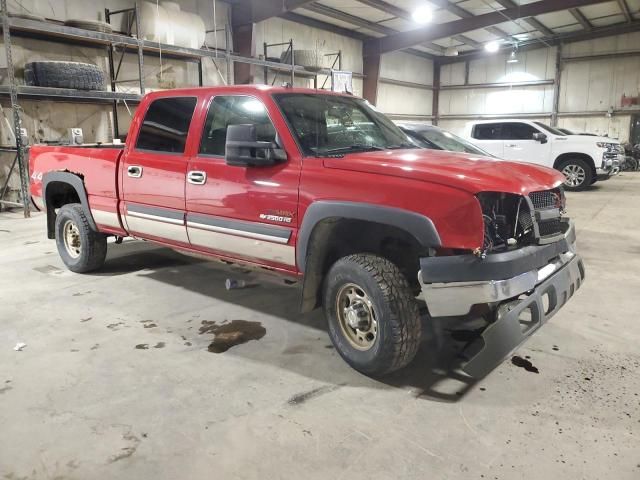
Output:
top-left (528, 189), bottom-right (565, 240)
top-left (529, 189), bottom-right (560, 210)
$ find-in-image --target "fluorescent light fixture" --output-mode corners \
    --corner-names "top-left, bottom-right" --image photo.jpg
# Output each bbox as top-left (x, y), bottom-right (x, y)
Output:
top-left (485, 41), bottom-right (500, 53)
top-left (412, 5), bottom-right (432, 24)
top-left (507, 50), bottom-right (519, 63)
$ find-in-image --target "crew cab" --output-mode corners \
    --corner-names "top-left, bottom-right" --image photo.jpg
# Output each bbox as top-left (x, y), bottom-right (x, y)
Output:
top-left (29, 86), bottom-right (585, 378)
top-left (464, 119), bottom-right (623, 190)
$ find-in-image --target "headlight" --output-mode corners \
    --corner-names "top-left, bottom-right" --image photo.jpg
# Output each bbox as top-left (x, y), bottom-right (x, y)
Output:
top-left (596, 142), bottom-right (617, 150)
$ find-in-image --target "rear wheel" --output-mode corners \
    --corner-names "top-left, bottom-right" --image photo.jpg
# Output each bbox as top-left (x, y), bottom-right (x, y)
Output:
top-left (558, 158), bottom-right (593, 191)
top-left (55, 204), bottom-right (107, 273)
top-left (323, 254), bottom-right (421, 376)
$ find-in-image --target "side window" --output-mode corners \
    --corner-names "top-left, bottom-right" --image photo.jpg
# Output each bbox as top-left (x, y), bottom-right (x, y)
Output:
top-left (472, 123), bottom-right (502, 140)
top-left (502, 122), bottom-right (538, 140)
top-left (135, 97), bottom-right (197, 153)
top-left (199, 96), bottom-right (276, 156)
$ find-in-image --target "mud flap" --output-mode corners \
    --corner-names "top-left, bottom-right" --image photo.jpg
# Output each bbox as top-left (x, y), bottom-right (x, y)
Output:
top-left (462, 254), bottom-right (586, 378)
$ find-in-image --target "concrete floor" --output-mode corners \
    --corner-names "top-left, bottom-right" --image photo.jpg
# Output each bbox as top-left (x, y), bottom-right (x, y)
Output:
top-left (1, 174), bottom-right (639, 480)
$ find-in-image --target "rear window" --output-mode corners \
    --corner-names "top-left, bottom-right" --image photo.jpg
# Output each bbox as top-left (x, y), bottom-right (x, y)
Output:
top-left (136, 97), bottom-right (197, 153)
top-left (472, 123), bottom-right (502, 140)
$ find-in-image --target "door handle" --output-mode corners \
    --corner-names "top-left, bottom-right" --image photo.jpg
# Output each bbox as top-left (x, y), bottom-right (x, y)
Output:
top-left (187, 170), bottom-right (207, 185)
top-left (505, 144), bottom-right (517, 148)
top-left (127, 165), bottom-right (143, 178)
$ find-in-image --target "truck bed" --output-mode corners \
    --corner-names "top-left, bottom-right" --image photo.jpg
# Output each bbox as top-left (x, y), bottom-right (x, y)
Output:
top-left (29, 145), bottom-right (124, 233)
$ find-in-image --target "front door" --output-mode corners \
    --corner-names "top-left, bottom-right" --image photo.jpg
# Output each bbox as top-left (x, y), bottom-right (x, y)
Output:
top-left (185, 94), bottom-right (301, 271)
top-left (501, 122), bottom-right (552, 166)
top-left (121, 96), bottom-right (198, 247)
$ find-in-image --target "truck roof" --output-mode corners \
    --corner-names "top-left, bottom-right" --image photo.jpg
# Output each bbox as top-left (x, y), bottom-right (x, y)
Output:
top-left (143, 85), bottom-right (356, 99)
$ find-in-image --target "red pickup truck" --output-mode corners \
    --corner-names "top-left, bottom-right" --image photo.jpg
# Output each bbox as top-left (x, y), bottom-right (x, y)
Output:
top-left (29, 85), bottom-right (585, 378)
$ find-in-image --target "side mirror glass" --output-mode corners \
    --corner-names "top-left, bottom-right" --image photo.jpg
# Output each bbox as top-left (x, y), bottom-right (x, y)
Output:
top-left (225, 124), bottom-right (287, 167)
top-left (532, 132), bottom-right (548, 144)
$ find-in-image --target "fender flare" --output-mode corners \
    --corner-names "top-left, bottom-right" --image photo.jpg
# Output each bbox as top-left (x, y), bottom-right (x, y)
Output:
top-left (296, 201), bottom-right (441, 272)
top-left (42, 171), bottom-right (97, 237)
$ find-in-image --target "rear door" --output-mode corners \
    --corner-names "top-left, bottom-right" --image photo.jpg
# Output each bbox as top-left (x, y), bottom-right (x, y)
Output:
top-left (120, 96), bottom-right (197, 247)
top-left (501, 122), bottom-right (551, 166)
top-left (469, 123), bottom-right (505, 157)
top-left (185, 94), bottom-right (301, 271)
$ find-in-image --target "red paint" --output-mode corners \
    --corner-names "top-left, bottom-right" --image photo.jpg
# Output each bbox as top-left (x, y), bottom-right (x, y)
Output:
top-left (29, 85), bottom-right (566, 273)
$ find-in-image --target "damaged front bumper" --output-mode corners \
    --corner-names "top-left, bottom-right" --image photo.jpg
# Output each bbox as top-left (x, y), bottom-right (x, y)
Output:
top-left (418, 222), bottom-right (585, 378)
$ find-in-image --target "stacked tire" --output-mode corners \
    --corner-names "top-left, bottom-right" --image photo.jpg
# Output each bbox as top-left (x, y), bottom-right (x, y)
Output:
top-left (24, 61), bottom-right (106, 91)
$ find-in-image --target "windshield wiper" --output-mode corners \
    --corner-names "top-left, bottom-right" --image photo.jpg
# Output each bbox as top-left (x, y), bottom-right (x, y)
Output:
top-left (318, 144), bottom-right (387, 155)
top-left (387, 143), bottom-right (418, 150)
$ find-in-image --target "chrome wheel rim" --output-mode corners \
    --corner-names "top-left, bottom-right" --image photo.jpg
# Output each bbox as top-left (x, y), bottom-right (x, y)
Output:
top-left (562, 164), bottom-right (586, 187)
top-left (63, 220), bottom-right (81, 258)
top-left (336, 283), bottom-right (378, 351)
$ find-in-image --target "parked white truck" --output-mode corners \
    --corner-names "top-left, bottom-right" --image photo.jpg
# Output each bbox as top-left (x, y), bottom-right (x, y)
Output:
top-left (464, 120), bottom-right (623, 190)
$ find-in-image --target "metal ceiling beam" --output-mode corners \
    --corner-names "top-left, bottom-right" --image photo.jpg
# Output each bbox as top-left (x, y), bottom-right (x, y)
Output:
top-left (616, 0), bottom-right (633, 23)
top-left (437, 20), bottom-right (640, 64)
top-left (279, 12), bottom-right (436, 60)
top-left (364, 0), bottom-right (605, 56)
top-left (569, 8), bottom-right (593, 30)
top-left (494, 0), bottom-right (554, 36)
top-left (356, 0), bottom-right (501, 49)
top-left (303, 2), bottom-right (446, 54)
top-left (232, 0), bottom-right (317, 25)
top-left (426, 0), bottom-right (511, 39)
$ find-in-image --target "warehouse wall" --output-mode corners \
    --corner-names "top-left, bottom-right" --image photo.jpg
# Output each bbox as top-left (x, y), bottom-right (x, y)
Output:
top-left (438, 32), bottom-right (640, 142)
top-left (254, 17), bottom-right (364, 94)
top-left (557, 31), bottom-right (640, 142)
top-left (438, 48), bottom-right (556, 135)
top-left (377, 51), bottom-right (433, 119)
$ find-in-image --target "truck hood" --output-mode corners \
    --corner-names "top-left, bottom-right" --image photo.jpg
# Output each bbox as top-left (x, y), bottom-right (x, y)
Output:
top-left (323, 149), bottom-right (565, 195)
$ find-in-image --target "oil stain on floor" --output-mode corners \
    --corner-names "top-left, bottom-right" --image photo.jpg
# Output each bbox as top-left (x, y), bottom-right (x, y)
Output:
top-left (199, 320), bottom-right (266, 353)
top-left (511, 355), bottom-right (540, 373)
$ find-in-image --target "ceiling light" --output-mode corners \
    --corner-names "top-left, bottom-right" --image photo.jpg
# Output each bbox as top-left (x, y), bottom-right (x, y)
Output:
top-left (412, 5), bottom-right (433, 24)
top-left (507, 50), bottom-right (519, 63)
top-left (485, 41), bottom-right (500, 53)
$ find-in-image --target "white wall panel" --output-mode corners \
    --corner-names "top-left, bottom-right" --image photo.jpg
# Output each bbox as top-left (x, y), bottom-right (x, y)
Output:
top-left (439, 85), bottom-right (554, 115)
top-left (380, 51), bottom-right (433, 85)
top-left (440, 62), bottom-right (466, 86)
top-left (377, 84), bottom-right (432, 116)
top-left (558, 115), bottom-right (631, 142)
top-left (559, 56), bottom-right (640, 112)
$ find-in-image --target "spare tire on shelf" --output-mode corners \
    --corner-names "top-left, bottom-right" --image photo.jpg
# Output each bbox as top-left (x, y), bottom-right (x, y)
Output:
top-left (64, 19), bottom-right (113, 33)
top-left (280, 49), bottom-right (325, 71)
top-left (24, 61), bottom-right (106, 91)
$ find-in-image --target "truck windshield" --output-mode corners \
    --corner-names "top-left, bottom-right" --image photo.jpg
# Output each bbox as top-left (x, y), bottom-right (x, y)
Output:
top-left (404, 127), bottom-right (492, 156)
top-left (533, 121), bottom-right (566, 136)
top-left (273, 93), bottom-right (416, 156)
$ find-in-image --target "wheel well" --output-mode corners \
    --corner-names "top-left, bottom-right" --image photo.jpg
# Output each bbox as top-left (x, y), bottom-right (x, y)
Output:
top-left (553, 153), bottom-right (597, 175)
top-left (300, 218), bottom-right (429, 312)
top-left (44, 181), bottom-right (81, 239)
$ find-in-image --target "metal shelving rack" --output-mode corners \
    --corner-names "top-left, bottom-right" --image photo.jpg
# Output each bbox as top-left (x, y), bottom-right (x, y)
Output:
top-left (0, 3), bottom-right (356, 216)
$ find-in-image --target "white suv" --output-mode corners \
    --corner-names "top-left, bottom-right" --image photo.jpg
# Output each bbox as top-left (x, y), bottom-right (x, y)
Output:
top-left (464, 120), bottom-right (622, 190)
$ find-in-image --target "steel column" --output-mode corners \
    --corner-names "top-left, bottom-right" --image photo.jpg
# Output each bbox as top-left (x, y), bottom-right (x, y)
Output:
top-left (1, 0), bottom-right (29, 216)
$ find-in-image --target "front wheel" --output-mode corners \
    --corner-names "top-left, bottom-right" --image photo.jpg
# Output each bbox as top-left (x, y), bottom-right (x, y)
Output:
top-left (55, 203), bottom-right (107, 273)
top-left (323, 254), bottom-right (422, 376)
top-left (558, 158), bottom-right (593, 191)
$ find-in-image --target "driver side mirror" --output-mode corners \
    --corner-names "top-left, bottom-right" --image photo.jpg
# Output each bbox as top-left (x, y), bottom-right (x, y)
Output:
top-left (225, 124), bottom-right (287, 167)
top-left (532, 132), bottom-right (548, 144)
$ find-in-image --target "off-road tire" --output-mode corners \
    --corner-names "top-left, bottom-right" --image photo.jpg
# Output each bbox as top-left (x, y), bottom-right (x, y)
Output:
top-left (557, 157), bottom-right (593, 191)
top-left (24, 61), bottom-right (106, 91)
top-left (323, 254), bottom-right (422, 376)
top-left (55, 204), bottom-right (107, 273)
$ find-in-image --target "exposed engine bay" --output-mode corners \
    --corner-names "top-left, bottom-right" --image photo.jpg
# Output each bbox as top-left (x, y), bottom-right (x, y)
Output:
top-left (477, 188), bottom-right (568, 255)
